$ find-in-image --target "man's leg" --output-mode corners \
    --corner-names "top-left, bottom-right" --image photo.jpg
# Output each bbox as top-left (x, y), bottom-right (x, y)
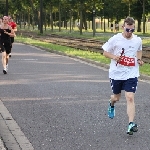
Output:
top-left (9, 37), bottom-right (14, 57)
top-left (110, 94), bottom-right (121, 106)
top-left (2, 51), bottom-right (7, 74)
top-left (125, 92), bottom-right (135, 123)
top-left (6, 53), bottom-right (9, 71)
top-left (6, 53), bottom-right (9, 65)
top-left (108, 94), bottom-right (121, 119)
top-left (108, 79), bottom-right (122, 119)
top-left (125, 91), bottom-right (138, 135)
top-left (2, 51), bottom-right (6, 69)
top-left (9, 47), bottom-right (12, 57)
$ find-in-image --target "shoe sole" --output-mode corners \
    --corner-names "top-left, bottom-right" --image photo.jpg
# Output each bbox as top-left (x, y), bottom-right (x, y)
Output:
top-left (108, 115), bottom-right (114, 119)
top-left (132, 126), bottom-right (138, 132)
top-left (127, 125), bottom-right (138, 135)
top-left (3, 70), bottom-right (7, 74)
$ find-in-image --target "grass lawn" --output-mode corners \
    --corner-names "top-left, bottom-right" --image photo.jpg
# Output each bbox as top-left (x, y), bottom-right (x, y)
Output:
top-left (15, 34), bottom-right (150, 76)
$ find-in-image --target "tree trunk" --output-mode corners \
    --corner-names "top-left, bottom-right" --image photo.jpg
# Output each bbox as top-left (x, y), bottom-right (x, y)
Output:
top-left (83, 11), bottom-right (87, 30)
top-left (29, 0), bottom-right (36, 30)
top-left (137, 19), bottom-right (141, 32)
top-left (28, 9), bottom-right (30, 29)
top-left (59, 1), bottom-right (61, 32)
top-left (50, 4), bottom-right (53, 32)
top-left (79, 2), bottom-right (83, 35)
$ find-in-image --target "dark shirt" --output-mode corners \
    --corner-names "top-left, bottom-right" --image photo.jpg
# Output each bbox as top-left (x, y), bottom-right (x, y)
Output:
top-left (0, 28), bottom-right (11, 44)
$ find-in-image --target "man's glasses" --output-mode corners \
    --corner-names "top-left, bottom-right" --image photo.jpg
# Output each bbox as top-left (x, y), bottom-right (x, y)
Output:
top-left (124, 27), bottom-right (135, 33)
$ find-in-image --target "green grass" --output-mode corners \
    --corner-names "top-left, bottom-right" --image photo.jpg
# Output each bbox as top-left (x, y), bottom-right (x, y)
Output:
top-left (139, 63), bottom-right (150, 76)
top-left (18, 27), bottom-right (150, 46)
top-left (15, 36), bottom-right (150, 76)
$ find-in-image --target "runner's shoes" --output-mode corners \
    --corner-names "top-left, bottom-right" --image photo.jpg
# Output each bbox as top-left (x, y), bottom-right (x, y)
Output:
top-left (9, 53), bottom-right (11, 57)
top-left (108, 100), bottom-right (115, 119)
top-left (127, 122), bottom-right (138, 135)
top-left (3, 68), bottom-right (7, 74)
top-left (108, 100), bottom-right (138, 135)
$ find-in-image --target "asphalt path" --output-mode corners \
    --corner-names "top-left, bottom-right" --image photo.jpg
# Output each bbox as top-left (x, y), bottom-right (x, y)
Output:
top-left (0, 43), bottom-right (150, 150)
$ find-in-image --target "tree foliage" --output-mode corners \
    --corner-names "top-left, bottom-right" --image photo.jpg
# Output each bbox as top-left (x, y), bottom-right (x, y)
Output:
top-left (0, 0), bottom-right (150, 32)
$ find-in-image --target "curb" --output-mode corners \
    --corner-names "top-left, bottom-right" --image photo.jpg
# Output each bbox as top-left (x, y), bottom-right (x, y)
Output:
top-left (0, 100), bottom-right (34, 150)
top-left (0, 138), bottom-right (6, 150)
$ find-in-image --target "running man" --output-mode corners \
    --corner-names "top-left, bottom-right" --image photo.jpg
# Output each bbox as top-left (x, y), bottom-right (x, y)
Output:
top-left (0, 16), bottom-right (15, 74)
top-left (0, 17), bottom-right (3, 53)
top-left (0, 17), bottom-right (2, 26)
top-left (8, 16), bottom-right (17, 57)
top-left (102, 17), bottom-right (144, 135)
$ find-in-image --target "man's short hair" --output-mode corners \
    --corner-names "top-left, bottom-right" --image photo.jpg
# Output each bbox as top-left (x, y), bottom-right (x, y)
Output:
top-left (124, 17), bottom-right (135, 25)
top-left (3, 16), bottom-right (8, 20)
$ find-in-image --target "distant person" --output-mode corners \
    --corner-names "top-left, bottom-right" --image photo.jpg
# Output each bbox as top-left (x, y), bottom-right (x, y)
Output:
top-left (0, 16), bottom-right (15, 74)
top-left (0, 17), bottom-right (3, 53)
top-left (0, 17), bottom-right (3, 25)
top-left (110, 23), bottom-right (113, 32)
top-left (115, 23), bottom-right (119, 32)
top-left (102, 17), bottom-right (144, 135)
top-left (77, 22), bottom-right (80, 30)
top-left (8, 16), bottom-right (17, 57)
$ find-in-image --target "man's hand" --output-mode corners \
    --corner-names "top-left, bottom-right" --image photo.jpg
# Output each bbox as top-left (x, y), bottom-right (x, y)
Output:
top-left (137, 59), bottom-right (144, 66)
top-left (113, 55), bottom-right (121, 62)
top-left (4, 30), bottom-right (9, 35)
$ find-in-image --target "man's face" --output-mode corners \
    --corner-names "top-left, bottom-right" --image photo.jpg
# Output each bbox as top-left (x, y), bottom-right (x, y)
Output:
top-left (123, 23), bottom-right (135, 38)
top-left (3, 17), bottom-right (8, 24)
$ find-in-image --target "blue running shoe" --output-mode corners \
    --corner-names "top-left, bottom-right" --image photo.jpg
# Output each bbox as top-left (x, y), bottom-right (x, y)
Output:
top-left (108, 101), bottom-right (115, 119)
top-left (127, 123), bottom-right (138, 135)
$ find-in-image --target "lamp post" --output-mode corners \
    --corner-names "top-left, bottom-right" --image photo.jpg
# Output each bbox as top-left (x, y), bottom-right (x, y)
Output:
top-left (102, 0), bottom-right (105, 32)
top-left (79, 2), bottom-right (83, 35)
top-left (143, 0), bottom-right (145, 34)
top-left (128, 0), bottom-right (131, 16)
top-left (93, 9), bottom-right (96, 37)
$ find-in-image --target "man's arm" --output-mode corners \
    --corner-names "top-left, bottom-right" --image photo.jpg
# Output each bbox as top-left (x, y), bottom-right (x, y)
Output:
top-left (13, 26), bottom-right (17, 32)
top-left (4, 26), bottom-right (15, 37)
top-left (13, 23), bottom-right (17, 32)
top-left (137, 50), bottom-right (144, 66)
top-left (137, 50), bottom-right (142, 60)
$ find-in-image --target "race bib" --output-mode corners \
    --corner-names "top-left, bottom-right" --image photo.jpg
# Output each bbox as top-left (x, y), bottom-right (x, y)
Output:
top-left (118, 56), bottom-right (135, 66)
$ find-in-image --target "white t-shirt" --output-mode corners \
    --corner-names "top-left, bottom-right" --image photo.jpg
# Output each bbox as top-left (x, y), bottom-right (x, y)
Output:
top-left (102, 33), bottom-right (142, 80)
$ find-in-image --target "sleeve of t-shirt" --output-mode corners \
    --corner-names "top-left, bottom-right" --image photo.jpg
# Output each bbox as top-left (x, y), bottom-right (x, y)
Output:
top-left (102, 35), bottom-right (116, 53)
top-left (11, 22), bottom-right (17, 29)
top-left (13, 22), bottom-right (17, 28)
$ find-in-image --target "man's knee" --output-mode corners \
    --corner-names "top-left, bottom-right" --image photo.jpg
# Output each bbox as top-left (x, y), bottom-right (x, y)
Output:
top-left (111, 94), bottom-right (121, 102)
top-left (125, 92), bottom-right (134, 102)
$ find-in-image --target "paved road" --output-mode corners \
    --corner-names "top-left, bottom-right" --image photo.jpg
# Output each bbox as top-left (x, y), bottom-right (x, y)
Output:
top-left (0, 43), bottom-right (150, 150)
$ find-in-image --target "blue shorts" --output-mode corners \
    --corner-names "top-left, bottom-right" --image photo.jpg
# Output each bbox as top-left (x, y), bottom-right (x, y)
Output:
top-left (110, 77), bottom-right (138, 94)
